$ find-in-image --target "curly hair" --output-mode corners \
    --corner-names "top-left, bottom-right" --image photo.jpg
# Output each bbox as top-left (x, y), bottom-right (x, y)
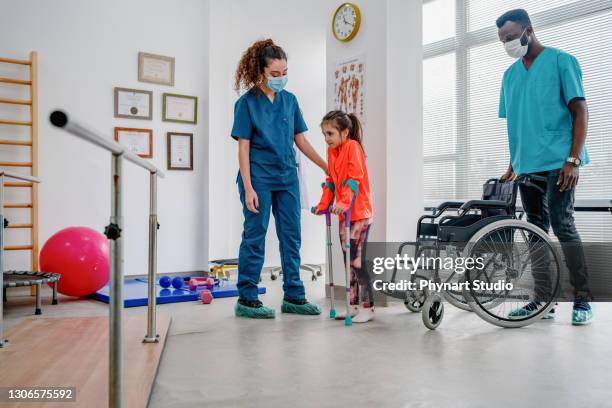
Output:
top-left (234, 39), bottom-right (287, 94)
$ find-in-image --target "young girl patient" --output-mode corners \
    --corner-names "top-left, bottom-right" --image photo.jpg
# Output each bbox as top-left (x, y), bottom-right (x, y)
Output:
top-left (315, 111), bottom-right (375, 323)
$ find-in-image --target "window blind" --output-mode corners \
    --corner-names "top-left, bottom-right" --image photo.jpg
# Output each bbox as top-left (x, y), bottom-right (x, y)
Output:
top-left (423, 0), bottom-right (612, 242)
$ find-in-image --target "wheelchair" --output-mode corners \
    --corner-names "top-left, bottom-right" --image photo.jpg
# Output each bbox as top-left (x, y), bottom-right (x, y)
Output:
top-left (382, 175), bottom-right (561, 329)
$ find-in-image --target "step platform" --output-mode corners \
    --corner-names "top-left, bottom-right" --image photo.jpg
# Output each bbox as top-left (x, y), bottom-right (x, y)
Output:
top-left (91, 279), bottom-right (266, 308)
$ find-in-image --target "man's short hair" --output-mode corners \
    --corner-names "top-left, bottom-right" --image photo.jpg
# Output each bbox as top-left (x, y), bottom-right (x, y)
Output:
top-left (496, 9), bottom-right (532, 29)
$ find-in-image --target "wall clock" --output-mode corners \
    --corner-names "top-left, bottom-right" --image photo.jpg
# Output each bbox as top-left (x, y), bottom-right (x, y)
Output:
top-left (332, 3), bottom-right (362, 42)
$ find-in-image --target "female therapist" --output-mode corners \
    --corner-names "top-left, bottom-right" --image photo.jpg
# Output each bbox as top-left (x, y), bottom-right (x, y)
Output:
top-left (231, 39), bottom-right (327, 318)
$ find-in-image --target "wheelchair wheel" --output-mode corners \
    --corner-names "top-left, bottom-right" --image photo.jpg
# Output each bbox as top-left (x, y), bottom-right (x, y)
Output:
top-left (416, 244), bottom-right (473, 312)
top-left (442, 246), bottom-right (521, 312)
top-left (462, 220), bottom-right (560, 328)
top-left (439, 271), bottom-right (472, 312)
top-left (422, 292), bottom-right (444, 330)
top-left (404, 295), bottom-right (425, 312)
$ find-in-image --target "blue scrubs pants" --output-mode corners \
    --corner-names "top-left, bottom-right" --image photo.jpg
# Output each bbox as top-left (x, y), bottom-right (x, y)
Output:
top-left (237, 178), bottom-right (305, 301)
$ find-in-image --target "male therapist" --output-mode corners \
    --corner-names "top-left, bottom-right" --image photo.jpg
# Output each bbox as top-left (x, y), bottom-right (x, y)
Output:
top-left (497, 9), bottom-right (593, 325)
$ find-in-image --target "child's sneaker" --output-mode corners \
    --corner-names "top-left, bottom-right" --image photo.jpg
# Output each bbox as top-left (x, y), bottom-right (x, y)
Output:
top-left (334, 306), bottom-right (359, 320)
top-left (352, 307), bottom-right (374, 323)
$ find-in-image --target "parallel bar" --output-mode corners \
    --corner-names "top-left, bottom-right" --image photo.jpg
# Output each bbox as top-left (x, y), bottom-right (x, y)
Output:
top-left (143, 173), bottom-right (159, 343)
top-left (0, 77), bottom-right (31, 86)
top-left (0, 161), bottom-right (32, 167)
top-left (49, 111), bottom-right (165, 178)
top-left (49, 109), bottom-right (163, 408)
top-left (0, 140), bottom-right (32, 146)
top-left (109, 154), bottom-right (124, 408)
top-left (0, 171), bottom-right (40, 183)
top-left (0, 56), bottom-right (31, 65)
top-left (0, 98), bottom-right (31, 106)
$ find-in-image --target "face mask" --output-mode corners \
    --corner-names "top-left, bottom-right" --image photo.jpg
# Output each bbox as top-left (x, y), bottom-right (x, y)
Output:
top-left (504, 28), bottom-right (529, 59)
top-left (267, 75), bottom-right (288, 93)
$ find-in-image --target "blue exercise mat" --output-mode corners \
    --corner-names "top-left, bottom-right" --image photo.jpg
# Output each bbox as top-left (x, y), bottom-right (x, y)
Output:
top-left (91, 279), bottom-right (266, 308)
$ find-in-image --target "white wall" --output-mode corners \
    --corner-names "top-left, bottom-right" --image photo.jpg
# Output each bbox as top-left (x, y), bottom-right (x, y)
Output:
top-left (386, 0), bottom-right (423, 241)
top-left (208, 0), bottom-right (328, 267)
top-left (325, 0), bottom-right (423, 284)
top-left (0, 0), bottom-right (210, 275)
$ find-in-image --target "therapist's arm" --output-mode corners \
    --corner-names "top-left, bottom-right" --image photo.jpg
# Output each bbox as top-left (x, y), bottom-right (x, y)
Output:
top-left (238, 139), bottom-right (259, 213)
top-left (294, 133), bottom-right (327, 174)
top-left (558, 98), bottom-right (588, 192)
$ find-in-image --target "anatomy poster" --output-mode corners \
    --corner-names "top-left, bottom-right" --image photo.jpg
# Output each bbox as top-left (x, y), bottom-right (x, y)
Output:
top-left (333, 56), bottom-right (366, 123)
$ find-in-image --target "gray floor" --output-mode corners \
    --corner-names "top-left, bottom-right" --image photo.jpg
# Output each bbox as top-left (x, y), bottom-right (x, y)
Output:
top-left (3, 273), bottom-right (611, 408)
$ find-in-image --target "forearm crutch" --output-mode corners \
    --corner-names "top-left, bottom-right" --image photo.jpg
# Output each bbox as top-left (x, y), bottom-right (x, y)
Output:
top-left (311, 182), bottom-right (337, 319)
top-left (315, 208), bottom-right (336, 319)
top-left (312, 206), bottom-right (349, 322)
top-left (342, 180), bottom-right (358, 327)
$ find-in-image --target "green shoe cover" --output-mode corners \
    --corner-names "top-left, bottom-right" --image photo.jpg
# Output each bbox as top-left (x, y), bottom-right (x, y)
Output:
top-left (234, 302), bottom-right (275, 319)
top-left (281, 300), bottom-right (322, 315)
top-left (572, 305), bottom-right (593, 326)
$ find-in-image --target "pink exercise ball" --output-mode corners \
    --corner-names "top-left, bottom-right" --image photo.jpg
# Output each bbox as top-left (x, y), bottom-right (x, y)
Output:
top-left (40, 226), bottom-right (110, 297)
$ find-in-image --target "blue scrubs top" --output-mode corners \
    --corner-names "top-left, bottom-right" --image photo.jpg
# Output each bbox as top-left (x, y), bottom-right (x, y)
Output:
top-left (499, 47), bottom-right (589, 174)
top-left (231, 89), bottom-right (308, 189)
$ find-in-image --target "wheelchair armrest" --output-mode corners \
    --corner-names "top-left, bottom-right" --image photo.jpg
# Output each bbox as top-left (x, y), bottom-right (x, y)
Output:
top-left (459, 199), bottom-right (509, 215)
top-left (418, 201), bottom-right (466, 238)
top-left (436, 201), bottom-right (465, 212)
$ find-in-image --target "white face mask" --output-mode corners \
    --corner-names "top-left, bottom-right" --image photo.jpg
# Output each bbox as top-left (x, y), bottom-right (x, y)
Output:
top-left (504, 28), bottom-right (529, 59)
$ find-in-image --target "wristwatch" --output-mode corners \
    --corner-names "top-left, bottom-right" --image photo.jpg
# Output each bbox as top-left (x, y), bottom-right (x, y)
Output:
top-left (566, 157), bottom-right (582, 167)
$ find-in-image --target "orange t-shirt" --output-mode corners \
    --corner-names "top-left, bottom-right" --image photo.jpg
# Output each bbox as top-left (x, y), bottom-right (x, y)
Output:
top-left (316, 139), bottom-right (373, 223)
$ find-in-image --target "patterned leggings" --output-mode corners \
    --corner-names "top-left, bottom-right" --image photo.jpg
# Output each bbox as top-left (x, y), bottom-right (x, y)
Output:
top-left (339, 218), bottom-right (373, 307)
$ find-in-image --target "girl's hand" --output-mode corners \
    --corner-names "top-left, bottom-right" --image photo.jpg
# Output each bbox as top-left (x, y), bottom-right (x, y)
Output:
top-left (330, 205), bottom-right (345, 215)
top-left (245, 187), bottom-right (259, 213)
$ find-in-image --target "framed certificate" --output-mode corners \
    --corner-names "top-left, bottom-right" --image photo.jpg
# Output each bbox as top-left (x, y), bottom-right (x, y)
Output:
top-left (167, 132), bottom-right (193, 170)
top-left (114, 87), bottom-right (152, 120)
top-left (114, 127), bottom-right (153, 158)
top-left (162, 93), bottom-right (197, 124)
top-left (138, 52), bottom-right (175, 86)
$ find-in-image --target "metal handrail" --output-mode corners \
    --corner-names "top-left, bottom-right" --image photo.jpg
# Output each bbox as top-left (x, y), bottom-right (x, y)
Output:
top-left (49, 110), bottom-right (163, 408)
top-left (0, 171), bottom-right (40, 183)
top-left (49, 110), bottom-right (165, 178)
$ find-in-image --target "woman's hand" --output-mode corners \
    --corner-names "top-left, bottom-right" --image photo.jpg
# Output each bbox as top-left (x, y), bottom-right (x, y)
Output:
top-left (245, 187), bottom-right (259, 213)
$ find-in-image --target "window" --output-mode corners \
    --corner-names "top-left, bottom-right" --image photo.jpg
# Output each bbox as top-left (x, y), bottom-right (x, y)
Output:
top-left (423, 0), bottom-right (612, 241)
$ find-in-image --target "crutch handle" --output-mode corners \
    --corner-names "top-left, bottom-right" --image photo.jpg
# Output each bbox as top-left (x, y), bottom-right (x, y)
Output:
top-left (311, 206), bottom-right (333, 226)
top-left (311, 206), bottom-right (329, 215)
